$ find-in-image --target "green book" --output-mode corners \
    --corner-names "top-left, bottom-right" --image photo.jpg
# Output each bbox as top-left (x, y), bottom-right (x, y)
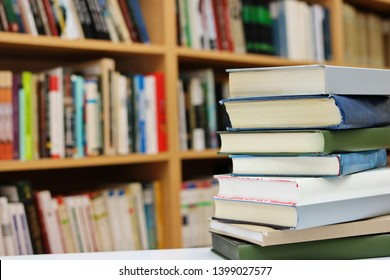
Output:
top-left (211, 232), bottom-right (390, 260)
top-left (22, 71), bottom-right (34, 160)
top-left (218, 126), bottom-right (390, 155)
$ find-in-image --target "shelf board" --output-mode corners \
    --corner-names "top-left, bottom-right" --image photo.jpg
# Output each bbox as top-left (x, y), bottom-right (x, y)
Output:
top-left (0, 153), bottom-right (170, 172)
top-left (0, 33), bottom-right (166, 57)
top-left (176, 47), bottom-right (325, 68)
top-left (180, 149), bottom-right (227, 160)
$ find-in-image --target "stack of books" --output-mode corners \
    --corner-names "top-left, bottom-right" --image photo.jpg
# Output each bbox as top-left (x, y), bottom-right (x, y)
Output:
top-left (210, 64), bottom-right (390, 260)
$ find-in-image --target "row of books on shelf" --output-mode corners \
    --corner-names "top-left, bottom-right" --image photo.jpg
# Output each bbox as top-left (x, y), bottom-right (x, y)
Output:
top-left (177, 68), bottom-right (230, 151)
top-left (0, 58), bottom-right (167, 161)
top-left (176, 0), bottom-right (332, 62)
top-left (181, 177), bottom-right (218, 248)
top-left (0, 180), bottom-right (165, 256)
top-left (0, 0), bottom-right (150, 43)
top-left (343, 2), bottom-right (390, 68)
top-left (210, 64), bottom-right (390, 259)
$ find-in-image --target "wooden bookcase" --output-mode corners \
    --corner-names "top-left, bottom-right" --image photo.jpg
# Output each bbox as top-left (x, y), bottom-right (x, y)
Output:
top-left (0, 0), bottom-right (388, 250)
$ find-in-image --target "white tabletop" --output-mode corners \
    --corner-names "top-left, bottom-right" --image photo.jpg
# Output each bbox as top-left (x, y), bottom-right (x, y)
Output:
top-left (0, 247), bottom-right (222, 260)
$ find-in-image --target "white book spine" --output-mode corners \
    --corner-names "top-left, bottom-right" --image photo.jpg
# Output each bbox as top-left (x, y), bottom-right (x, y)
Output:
top-left (117, 188), bottom-right (135, 250)
top-left (144, 75), bottom-right (158, 154)
top-left (20, 0), bottom-right (38, 35)
top-left (85, 79), bottom-right (100, 156)
top-left (16, 203), bottom-right (33, 255)
top-left (117, 74), bottom-right (129, 155)
top-left (0, 197), bottom-right (16, 256)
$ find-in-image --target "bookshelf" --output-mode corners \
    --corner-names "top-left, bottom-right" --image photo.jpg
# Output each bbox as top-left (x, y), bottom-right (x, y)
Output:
top-left (0, 0), bottom-right (389, 253)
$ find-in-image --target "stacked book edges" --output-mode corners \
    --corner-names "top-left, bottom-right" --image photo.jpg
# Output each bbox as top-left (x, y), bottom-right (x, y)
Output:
top-left (211, 64), bottom-right (390, 260)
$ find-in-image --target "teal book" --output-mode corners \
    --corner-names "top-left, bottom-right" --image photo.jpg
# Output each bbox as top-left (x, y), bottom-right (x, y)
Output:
top-left (72, 74), bottom-right (85, 158)
top-left (229, 149), bottom-right (387, 177)
top-left (211, 232), bottom-right (390, 260)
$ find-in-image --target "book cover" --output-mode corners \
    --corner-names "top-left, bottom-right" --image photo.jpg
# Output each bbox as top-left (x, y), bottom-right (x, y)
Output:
top-left (211, 232), bottom-right (390, 260)
top-left (229, 149), bottom-right (387, 176)
top-left (227, 64), bottom-right (390, 98)
top-left (126, 0), bottom-right (150, 43)
top-left (209, 214), bottom-right (390, 246)
top-left (21, 71), bottom-right (34, 161)
top-left (221, 95), bottom-right (390, 130)
top-left (218, 126), bottom-right (390, 155)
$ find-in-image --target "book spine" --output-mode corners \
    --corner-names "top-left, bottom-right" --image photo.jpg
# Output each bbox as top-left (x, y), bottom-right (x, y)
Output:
top-left (29, 0), bottom-right (46, 35)
top-left (15, 181), bottom-right (45, 254)
top-left (118, 0), bottom-right (139, 42)
top-left (73, 0), bottom-right (95, 38)
top-left (154, 72), bottom-right (167, 152)
top-left (41, 0), bottom-right (59, 36)
top-left (11, 73), bottom-right (20, 159)
top-left (63, 72), bottom-right (75, 158)
top-left (48, 75), bottom-right (61, 158)
top-left (85, 0), bottom-right (111, 40)
top-left (0, 197), bottom-right (16, 255)
top-left (72, 75), bottom-right (85, 158)
top-left (127, 0), bottom-right (150, 43)
top-left (21, 72), bottom-right (34, 160)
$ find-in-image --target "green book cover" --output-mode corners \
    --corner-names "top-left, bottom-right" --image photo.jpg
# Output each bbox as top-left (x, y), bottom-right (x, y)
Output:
top-left (211, 232), bottom-right (390, 260)
top-left (322, 126), bottom-right (390, 154)
top-left (22, 71), bottom-right (34, 160)
top-left (219, 126), bottom-right (390, 155)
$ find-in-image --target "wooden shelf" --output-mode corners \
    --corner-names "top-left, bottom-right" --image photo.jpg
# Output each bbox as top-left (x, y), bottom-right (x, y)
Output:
top-left (176, 46), bottom-right (329, 68)
top-left (179, 149), bottom-right (227, 160)
top-left (0, 154), bottom-right (170, 172)
top-left (0, 33), bottom-right (166, 57)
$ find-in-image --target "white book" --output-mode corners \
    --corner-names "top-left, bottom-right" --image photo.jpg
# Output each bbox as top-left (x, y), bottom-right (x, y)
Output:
top-left (80, 195), bottom-right (100, 252)
top-left (227, 64), bottom-right (390, 98)
top-left (0, 197), bottom-right (16, 256)
top-left (116, 73), bottom-right (129, 155)
top-left (63, 196), bottom-right (83, 252)
top-left (103, 188), bottom-right (124, 251)
top-left (106, 0), bottom-right (131, 42)
top-left (130, 183), bottom-right (149, 250)
top-left (35, 191), bottom-right (64, 253)
top-left (85, 78), bottom-right (101, 156)
top-left (311, 4), bottom-right (325, 62)
top-left (116, 187), bottom-right (135, 250)
top-left (15, 203), bottom-right (33, 255)
top-left (89, 191), bottom-right (114, 252)
top-left (144, 74), bottom-right (158, 154)
top-left (19, 0), bottom-right (38, 35)
top-left (188, 0), bottom-right (203, 49)
top-left (8, 203), bottom-right (23, 255)
top-left (73, 195), bottom-right (93, 252)
top-left (284, 0), bottom-right (301, 60)
top-left (214, 168), bottom-right (390, 229)
top-left (47, 68), bottom-right (65, 159)
top-left (61, 0), bottom-right (85, 40)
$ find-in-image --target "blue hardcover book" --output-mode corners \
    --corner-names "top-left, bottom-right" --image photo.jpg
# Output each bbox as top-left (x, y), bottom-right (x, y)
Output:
top-left (134, 74), bottom-right (146, 153)
top-left (229, 149), bottom-right (387, 177)
top-left (127, 0), bottom-right (150, 44)
top-left (220, 95), bottom-right (390, 130)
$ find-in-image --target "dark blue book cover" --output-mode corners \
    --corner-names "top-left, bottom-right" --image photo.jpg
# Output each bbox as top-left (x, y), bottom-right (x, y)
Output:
top-left (221, 94), bottom-right (390, 130)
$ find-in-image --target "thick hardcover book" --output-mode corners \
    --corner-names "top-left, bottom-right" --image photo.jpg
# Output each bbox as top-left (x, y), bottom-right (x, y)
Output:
top-left (210, 215), bottom-right (390, 247)
top-left (221, 95), bottom-right (390, 130)
top-left (211, 232), bottom-right (390, 260)
top-left (213, 192), bottom-right (390, 229)
top-left (229, 149), bottom-right (387, 176)
top-left (218, 126), bottom-right (390, 155)
top-left (227, 64), bottom-right (390, 98)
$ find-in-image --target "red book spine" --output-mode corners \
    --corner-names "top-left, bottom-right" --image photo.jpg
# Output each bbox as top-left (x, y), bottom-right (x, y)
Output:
top-left (118, 0), bottom-right (139, 42)
top-left (34, 191), bottom-right (52, 254)
top-left (211, 0), bottom-right (223, 50)
top-left (154, 72), bottom-right (167, 152)
top-left (221, 0), bottom-right (234, 51)
top-left (42, 0), bottom-right (59, 36)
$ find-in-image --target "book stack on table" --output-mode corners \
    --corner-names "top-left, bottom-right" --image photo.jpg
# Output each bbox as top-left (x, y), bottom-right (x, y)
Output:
top-left (210, 64), bottom-right (390, 260)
